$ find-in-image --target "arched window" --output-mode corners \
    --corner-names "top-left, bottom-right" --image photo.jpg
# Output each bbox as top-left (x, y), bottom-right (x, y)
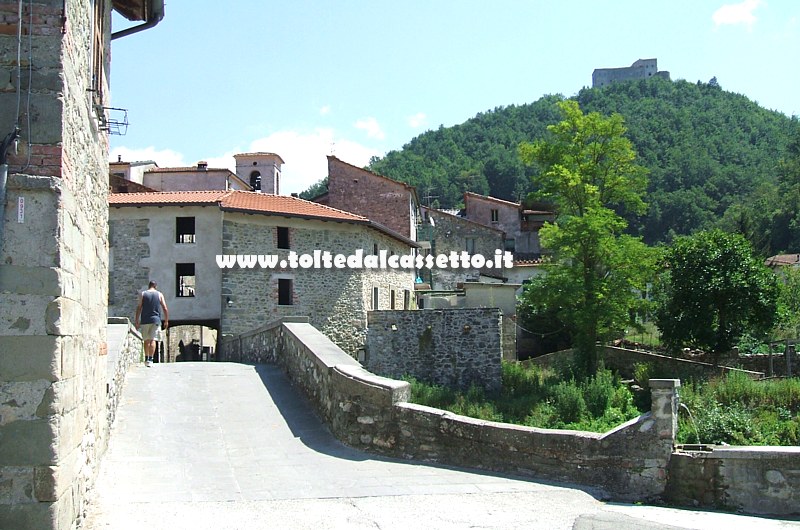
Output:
top-left (250, 170), bottom-right (261, 191)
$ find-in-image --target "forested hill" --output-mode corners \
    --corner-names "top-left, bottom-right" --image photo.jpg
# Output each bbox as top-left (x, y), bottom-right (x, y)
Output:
top-left (366, 77), bottom-right (799, 248)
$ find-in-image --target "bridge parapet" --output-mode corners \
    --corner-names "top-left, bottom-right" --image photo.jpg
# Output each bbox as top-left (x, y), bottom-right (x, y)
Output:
top-left (221, 319), bottom-right (679, 501)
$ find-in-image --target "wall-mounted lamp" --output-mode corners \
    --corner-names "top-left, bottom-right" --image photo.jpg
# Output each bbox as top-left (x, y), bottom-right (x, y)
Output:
top-left (226, 296), bottom-right (233, 308)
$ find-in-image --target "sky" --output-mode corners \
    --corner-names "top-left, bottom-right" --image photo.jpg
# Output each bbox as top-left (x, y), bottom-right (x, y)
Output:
top-left (109, 0), bottom-right (800, 195)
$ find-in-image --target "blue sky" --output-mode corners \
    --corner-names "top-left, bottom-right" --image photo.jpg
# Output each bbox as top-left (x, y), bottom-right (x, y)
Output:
top-left (109, 0), bottom-right (799, 195)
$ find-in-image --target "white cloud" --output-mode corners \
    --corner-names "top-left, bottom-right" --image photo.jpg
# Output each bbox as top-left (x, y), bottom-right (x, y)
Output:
top-left (109, 146), bottom-right (187, 167)
top-left (112, 129), bottom-right (381, 196)
top-left (407, 112), bottom-right (428, 128)
top-left (319, 105), bottom-right (331, 116)
top-left (248, 129), bottom-right (381, 195)
top-left (712, 0), bottom-right (763, 28)
top-left (354, 117), bottom-right (385, 140)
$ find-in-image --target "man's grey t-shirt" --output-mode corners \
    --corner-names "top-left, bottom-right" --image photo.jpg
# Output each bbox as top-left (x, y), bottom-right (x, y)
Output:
top-left (140, 290), bottom-right (162, 325)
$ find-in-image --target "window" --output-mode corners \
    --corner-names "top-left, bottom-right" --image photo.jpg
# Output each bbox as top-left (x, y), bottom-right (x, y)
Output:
top-left (278, 278), bottom-right (293, 305)
top-left (491, 209), bottom-right (499, 222)
top-left (176, 263), bottom-right (195, 297)
top-left (277, 227), bottom-right (290, 249)
top-left (390, 290), bottom-right (396, 310)
top-left (504, 238), bottom-right (516, 252)
top-left (372, 287), bottom-right (379, 310)
top-left (250, 171), bottom-right (261, 191)
top-left (403, 290), bottom-right (410, 310)
top-left (465, 237), bottom-right (476, 254)
top-left (91, 0), bottom-right (108, 106)
top-left (176, 217), bottom-right (196, 244)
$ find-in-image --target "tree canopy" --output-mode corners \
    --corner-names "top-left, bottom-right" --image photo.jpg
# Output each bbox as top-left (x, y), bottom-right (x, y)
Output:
top-left (654, 229), bottom-right (779, 360)
top-left (518, 101), bottom-right (658, 376)
top-left (365, 77), bottom-right (797, 249)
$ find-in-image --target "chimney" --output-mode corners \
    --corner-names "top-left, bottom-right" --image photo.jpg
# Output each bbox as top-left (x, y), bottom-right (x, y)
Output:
top-left (290, 193), bottom-right (299, 198)
top-left (197, 161), bottom-right (208, 170)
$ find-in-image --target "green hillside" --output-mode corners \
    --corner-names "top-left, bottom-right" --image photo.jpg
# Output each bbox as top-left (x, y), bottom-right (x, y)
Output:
top-left (365, 77), bottom-right (799, 250)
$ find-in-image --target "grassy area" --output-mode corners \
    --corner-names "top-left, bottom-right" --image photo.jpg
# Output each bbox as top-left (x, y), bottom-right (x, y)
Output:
top-left (407, 361), bottom-right (800, 445)
top-left (405, 362), bottom-right (644, 433)
top-left (678, 371), bottom-right (800, 445)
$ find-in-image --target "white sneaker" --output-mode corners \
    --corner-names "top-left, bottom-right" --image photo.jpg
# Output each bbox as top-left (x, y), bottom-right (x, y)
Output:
top-left (146, 359), bottom-right (152, 367)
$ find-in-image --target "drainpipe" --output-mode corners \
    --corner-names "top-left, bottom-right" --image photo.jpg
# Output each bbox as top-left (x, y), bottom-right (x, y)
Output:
top-left (0, 127), bottom-right (21, 253)
top-left (112, 0), bottom-right (165, 40)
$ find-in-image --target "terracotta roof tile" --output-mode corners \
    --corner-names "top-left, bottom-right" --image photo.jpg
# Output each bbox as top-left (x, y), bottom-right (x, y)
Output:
top-left (109, 190), bottom-right (227, 205)
top-left (765, 254), bottom-right (800, 267)
top-left (219, 191), bottom-right (367, 222)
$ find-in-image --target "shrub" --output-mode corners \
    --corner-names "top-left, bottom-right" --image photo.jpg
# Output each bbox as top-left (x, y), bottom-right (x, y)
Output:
top-left (584, 369), bottom-right (616, 418)
top-left (551, 381), bottom-right (587, 424)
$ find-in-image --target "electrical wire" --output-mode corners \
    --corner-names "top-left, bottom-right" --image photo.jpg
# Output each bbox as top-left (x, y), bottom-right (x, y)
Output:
top-left (21, 0), bottom-right (33, 171)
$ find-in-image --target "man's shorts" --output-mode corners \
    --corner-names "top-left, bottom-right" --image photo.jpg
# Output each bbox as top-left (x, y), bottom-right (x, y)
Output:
top-left (140, 323), bottom-right (160, 341)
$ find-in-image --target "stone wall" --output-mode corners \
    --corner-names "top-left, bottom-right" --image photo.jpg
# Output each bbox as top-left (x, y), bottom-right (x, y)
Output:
top-left (326, 156), bottom-right (416, 240)
top-left (221, 213), bottom-right (415, 357)
top-left (221, 319), bottom-right (681, 501)
top-left (735, 351), bottom-right (798, 378)
top-left (108, 218), bottom-right (150, 316)
top-left (527, 346), bottom-right (764, 380)
top-left (105, 318), bottom-right (142, 427)
top-left (666, 447), bottom-right (800, 515)
top-left (366, 308), bottom-right (503, 392)
top-left (0, 1), bottom-right (113, 528)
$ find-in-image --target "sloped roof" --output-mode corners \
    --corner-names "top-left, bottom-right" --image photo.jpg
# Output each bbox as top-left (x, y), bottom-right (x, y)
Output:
top-left (109, 191), bottom-right (418, 247)
top-left (765, 254), bottom-right (800, 267)
top-left (464, 191), bottom-right (522, 209)
top-left (219, 191), bottom-right (367, 222)
top-left (109, 190), bottom-right (224, 206)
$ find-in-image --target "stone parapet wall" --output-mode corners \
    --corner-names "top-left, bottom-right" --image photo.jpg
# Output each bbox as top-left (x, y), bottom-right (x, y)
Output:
top-left (223, 319), bottom-right (680, 501)
top-left (105, 318), bottom-right (142, 428)
top-left (666, 447), bottom-right (800, 515)
top-left (366, 308), bottom-right (503, 392)
top-left (528, 346), bottom-right (764, 380)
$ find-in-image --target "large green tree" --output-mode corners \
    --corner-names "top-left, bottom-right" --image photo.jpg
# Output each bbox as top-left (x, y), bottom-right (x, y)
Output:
top-left (518, 100), bottom-right (657, 376)
top-left (655, 229), bottom-right (779, 361)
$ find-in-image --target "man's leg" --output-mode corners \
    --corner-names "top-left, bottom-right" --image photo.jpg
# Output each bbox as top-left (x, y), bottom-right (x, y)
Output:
top-left (144, 339), bottom-right (156, 366)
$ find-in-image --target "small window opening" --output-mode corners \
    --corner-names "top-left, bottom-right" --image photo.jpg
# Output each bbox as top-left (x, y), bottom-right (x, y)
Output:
top-left (176, 263), bottom-right (196, 297)
top-left (176, 217), bottom-right (196, 244)
top-left (278, 278), bottom-right (293, 305)
top-left (277, 227), bottom-right (290, 249)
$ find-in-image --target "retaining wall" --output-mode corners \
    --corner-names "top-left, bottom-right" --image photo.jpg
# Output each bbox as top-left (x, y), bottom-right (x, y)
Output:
top-left (666, 447), bottom-right (800, 515)
top-left (222, 319), bottom-right (680, 500)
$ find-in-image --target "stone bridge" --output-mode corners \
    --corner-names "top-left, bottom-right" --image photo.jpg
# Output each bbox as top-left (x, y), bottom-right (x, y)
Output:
top-left (78, 318), bottom-right (800, 528)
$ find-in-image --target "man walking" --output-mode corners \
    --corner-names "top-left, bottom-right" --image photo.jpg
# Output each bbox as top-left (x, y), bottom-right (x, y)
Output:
top-left (135, 280), bottom-right (169, 367)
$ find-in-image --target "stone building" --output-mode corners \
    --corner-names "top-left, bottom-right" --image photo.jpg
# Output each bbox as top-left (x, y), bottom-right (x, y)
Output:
top-left (316, 156), bottom-right (421, 240)
top-left (419, 205), bottom-right (506, 290)
top-left (108, 190), bottom-right (417, 358)
top-left (592, 58), bottom-right (671, 88)
top-left (463, 191), bottom-right (553, 260)
top-left (0, 1), bottom-right (162, 528)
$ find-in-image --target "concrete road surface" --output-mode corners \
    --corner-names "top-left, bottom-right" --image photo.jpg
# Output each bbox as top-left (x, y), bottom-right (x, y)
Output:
top-left (81, 363), bottom-right (800, 530)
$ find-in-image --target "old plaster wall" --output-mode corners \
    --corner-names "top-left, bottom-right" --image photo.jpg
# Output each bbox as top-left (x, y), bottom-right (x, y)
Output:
top-left (108, 205), bottom-right (223, 323)
top-left (0, 1), bottom-right (112, 528)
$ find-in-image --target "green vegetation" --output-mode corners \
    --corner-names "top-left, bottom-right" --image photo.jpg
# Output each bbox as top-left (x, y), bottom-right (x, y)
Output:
top-left (407, 362), bottom-right (800, 446)
top-left (517, 100), bottom-right (659, 376)
top-left (406, 362), bottom-right (642, 433)
top-left (362, 77), bottom-right (798, 250)
top-left (654, 229), bottom-right (779, 362)
top-left (678, 371), bottom-right (800, 446)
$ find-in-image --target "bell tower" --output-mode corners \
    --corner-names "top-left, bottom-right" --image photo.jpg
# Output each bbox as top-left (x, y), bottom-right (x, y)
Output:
top-left (234, 152), bottom-right (285, 194)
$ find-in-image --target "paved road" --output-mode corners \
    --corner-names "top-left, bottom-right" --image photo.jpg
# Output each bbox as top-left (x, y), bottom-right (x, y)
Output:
top-left (82, 363), bottom-right (800, 530)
